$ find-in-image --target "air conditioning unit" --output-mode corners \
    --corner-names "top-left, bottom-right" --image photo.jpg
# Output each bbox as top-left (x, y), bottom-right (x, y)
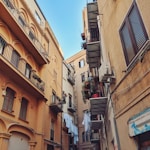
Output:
top-left (99, 63), bottom-right (115, 84)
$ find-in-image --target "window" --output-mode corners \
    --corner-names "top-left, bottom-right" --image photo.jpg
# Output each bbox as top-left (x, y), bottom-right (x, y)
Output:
top-left (120, 2), bottom-right (148, 65)
top-left (19, 98), bottom-right (28, 120)
top-left (11, 50), bottom-right (20, 68)
top-left (35, 11), bottom-right (41, 24)
top-left (50, 120), bottom-right (54, 141)
top-left (0, 36), bottom-right (6, 54)
top-left (62, 91), bottom-right (66, 103)
top-left (25, 63), bottom-right (32, 78)
top-left (47, 145), bottom-right (54, 150)
top-left (82, 131), bottom-right (90, 143)
top-left (79, 59), bottom-right (85, 68)
top-left (18, 16), bottom-right (26, 27)
top-left (2, 87), bottom-right (15, 113)
top-left (52, 92), bottom-right (56, 104)
top-left (69, 94), bottom-right (72, 107)
top-left (81, 73), bottom-right (85, 82)
top-left (29, 31), bottom-right (35, 41)
top-left (69, 135), bottom-right (74, 149)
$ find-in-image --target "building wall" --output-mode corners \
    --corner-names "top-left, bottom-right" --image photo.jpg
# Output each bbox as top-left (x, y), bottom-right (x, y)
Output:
top-left (98, 0), bottom-right (150, 149)
top-left (66, 50), bottom-right (93, 150)
top-left (0, 0), bottom-right (63, 149)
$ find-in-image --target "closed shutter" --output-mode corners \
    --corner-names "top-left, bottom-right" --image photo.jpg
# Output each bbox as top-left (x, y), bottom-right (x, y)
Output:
top-left (11, 50), bottom-right (20, 68)
top-left (19, 98), bottom-right (28, 120)
top-left (0, 36), bottom-right (6, 54)
top-left (3, 87), bottom-right (15, 113)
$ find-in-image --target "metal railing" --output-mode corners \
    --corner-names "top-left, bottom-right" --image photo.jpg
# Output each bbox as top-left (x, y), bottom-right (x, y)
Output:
top-left (3, 0), bottom-right (48, 61)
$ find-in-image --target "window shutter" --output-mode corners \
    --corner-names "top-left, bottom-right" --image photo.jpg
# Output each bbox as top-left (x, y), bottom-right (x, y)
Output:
top-left (11, 51), bottom-right (20, 68)
top-left (19, 98), bottom-right (28, 120)
top-left (3, 88), bottom-right (15, 112)
top-left (0, 37), bottom-right (6, 54)
top-left (121, 24), bottom-right (135, 63)
top-left (129, 6), bottom-right (147, 50)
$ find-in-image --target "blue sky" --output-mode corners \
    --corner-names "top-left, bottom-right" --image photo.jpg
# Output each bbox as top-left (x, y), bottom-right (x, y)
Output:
top-left (36, 0), bottom-right (86, 59)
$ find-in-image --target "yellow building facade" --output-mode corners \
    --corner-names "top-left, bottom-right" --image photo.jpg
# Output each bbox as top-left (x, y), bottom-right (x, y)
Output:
top-left (0, 0), bottom-right (63, 150)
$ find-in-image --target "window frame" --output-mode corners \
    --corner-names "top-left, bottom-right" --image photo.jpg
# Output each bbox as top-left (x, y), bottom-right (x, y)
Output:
top-left (50, 120), bottom-right (54, 141)
top-left (35, 11), bottom-right (41, 24)
top-left (79, 59), bottom-right (85, 68)
top-left (81, 73), bottom-right (85, 82)
top-left (19, 97), bottom-right (28, 121)
top-left (0, 36), bottom-right (6, 54)
top-left (18, 16), bottom-right (26, 27)
top-left (52, 91), bottom-right (56, 104)
top-left (119, 2), bottom-right (148, 65)
top-left (2, 87), bottom-right (15, 113)
top-left (25, 63), bottom-right (32, 79)
top-left (11, 50), bottom-right (20, 68)
top-left (68, 94), bottom-right (72, 108)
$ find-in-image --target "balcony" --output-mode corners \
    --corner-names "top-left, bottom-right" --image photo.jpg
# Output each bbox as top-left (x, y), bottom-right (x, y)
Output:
top-left (68, 104), bottom-right (76, 113)
top-left (87, 1), bottom-right (99, 42)
top-left (0, 48), bottom-right (45, 99)
top-left (67, 74), bottom-right (75, 85)
top-left (49, 96), bottom-right (63, 114)
top-left (86, 41), bottom-right (101, 68)
top-left (0, 0), bottom-right (49, 65)
top-left (86, 1), bottom-right (101, 68)
top-left (82, 76), bottom-right (105, 101)
top-left (91, 120), bottom-right (103, 130)
top-left (90, 97), bottom-right (107, 116)
top-left (90, 132), bottom-right (100, 143)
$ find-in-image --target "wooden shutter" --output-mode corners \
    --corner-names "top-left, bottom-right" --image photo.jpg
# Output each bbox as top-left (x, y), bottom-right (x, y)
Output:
top-left (3, 87), bottom-right (15, 113)
top-left (19, 98), bottom-right (28, 120)
top-left (11, 50), bottom-right (20, 68)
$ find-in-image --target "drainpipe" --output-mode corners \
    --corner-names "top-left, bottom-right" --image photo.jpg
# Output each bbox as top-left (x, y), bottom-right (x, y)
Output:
top-left (61, 111), bottom-right (63, 150)
top-left (108, 87), bottom-right (121, 150)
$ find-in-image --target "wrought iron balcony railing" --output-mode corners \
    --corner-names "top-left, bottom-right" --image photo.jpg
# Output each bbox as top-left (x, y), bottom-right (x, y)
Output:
top-left (0, 42), bottom-right (45, 93)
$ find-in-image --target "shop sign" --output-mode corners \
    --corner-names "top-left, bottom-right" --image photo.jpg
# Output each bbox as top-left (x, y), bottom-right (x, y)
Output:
top-left (128, 108), bottom-right (150, 137)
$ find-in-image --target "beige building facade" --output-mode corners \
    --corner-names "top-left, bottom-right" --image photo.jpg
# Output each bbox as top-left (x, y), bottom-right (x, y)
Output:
top-left (97, 0), bottom-right (150, 149)
top-left (80, 0), bottom-right (150, 149)
top-left (0, 0), bottom-right (63, 150)
top-left (79, 0), bottom-right (150, 149)
top-left (66, 50), bottom-right (100, 150)
top-left (62, 61), bottom-right (78, 150)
